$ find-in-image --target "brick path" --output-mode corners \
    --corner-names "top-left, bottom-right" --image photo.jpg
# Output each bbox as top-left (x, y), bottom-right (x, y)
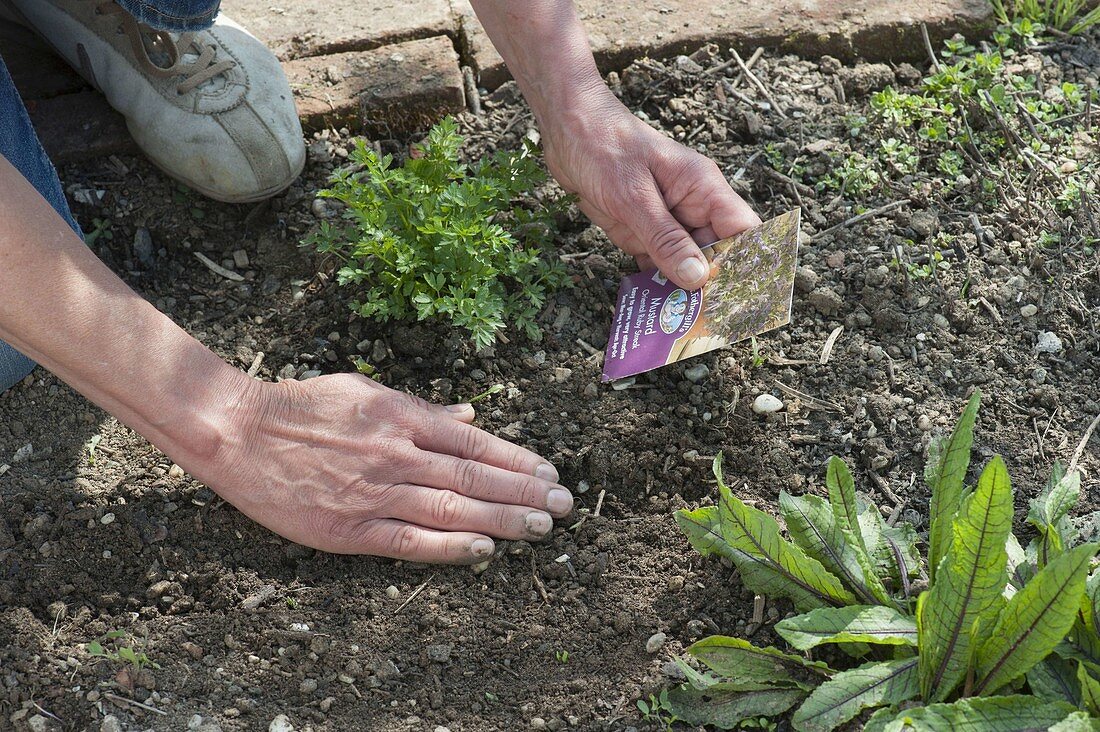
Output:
top-left (0, 0), bottom-right (993, 163)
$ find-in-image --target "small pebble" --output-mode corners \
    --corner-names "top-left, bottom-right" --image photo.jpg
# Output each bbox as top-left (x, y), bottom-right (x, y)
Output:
top-left (100, 512), bottom-right (116, 525)
top-left (530, 719), bottom-right (547, 730)
top-left (752, 394), bottom-right (784, 414)
top-left (168, 464), bottom-right (185, 478)
top-left (683, 364), bottom-right (710, 383)
top-left (385, 585), bottom-right (400, 600)
top-left (917, 415), bottom-right (932, 431)
top-left (646, 632), bottom-right (667, 654)
top-left (100, 716), bottom-right (124, 732)
top-left (12, 443), bottom-right (32, 463)
top-left (1036, 331), bottom-right (1063, 354)
top-left (269, 714), bottom-right (295, 732)
top-left (1020, 304), bottom-right (1038, 317)
top-left (299, 678), bottom-right (318, 694)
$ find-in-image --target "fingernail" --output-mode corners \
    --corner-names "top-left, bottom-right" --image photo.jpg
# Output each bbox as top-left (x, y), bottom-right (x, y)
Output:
top-left (546, 488), bottom-right (573, 514)
top-left (677, 257), bottom-right (708, 286)
top-left (471, 538), bottom-right (494, 557)
top-left (447, 403), bottom-right (472, 413)
top-left (535, 463), bottom-right (559, 482)
top-left (525, 511), bottom-right (553, 536)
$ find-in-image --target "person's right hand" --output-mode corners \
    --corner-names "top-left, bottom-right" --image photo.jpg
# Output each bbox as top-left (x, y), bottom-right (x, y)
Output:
top-left (183, 373), bottom-right (572, 563)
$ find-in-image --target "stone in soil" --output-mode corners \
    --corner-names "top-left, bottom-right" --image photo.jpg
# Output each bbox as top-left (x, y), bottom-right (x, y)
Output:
top-left (752, 394), bottom-right (784, 414)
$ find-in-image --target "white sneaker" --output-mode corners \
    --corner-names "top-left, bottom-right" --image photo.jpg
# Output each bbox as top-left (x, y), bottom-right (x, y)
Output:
top-left (4, 0), bottom-right (305, 203)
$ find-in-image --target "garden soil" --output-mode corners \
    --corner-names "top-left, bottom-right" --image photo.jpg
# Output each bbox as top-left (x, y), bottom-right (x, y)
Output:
top-left (1, 39), bottom-right (1099, 731)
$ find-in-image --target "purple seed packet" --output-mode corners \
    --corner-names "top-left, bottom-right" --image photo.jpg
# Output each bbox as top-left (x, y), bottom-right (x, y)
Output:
top-left (601, 209), bottom-right (801, 382)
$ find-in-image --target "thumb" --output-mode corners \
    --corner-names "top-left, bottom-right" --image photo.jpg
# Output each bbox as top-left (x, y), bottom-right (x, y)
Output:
top-left (630, 187), bottom-right (709, 290)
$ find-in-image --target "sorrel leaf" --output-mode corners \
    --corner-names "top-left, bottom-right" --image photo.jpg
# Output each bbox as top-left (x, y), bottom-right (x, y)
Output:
top-left (667, 684), bottom-right (806, 730)
top-left (1027, 655), bottom-right (1083, 706)
top-left (974, 543), bottom-right (1097, 695)
top-left (918, 456), bottom-right (1012, 702)
top-left (824, 458), bottom-right (893, 603)
top-left (712, 455), bottom-right (856, 610)
top-left (1078, 662), bottom-right (1100, 715)
top-left (675, 503), bottom-right (837, 612)
top-left (776, 606), bottom-right (918, 651)
top-left (791, 658), bottom-right (919, 732)
top-left (780, 492), bottom-right (888, 606)
top-left (686, 636), bottom-right (833, 691)
top-left (926, 389), bottom-right (980, 583)
top-left (872, 695), bottom-right (1078, 731)
top-left (1028, 464), bottom-right (1082, 569)
top-left (826, 456), bottom-right (865, 552)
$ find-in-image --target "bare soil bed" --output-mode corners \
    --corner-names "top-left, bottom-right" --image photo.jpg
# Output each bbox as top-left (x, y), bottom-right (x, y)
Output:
top-left (2, 34), bottom-right (1099, 732)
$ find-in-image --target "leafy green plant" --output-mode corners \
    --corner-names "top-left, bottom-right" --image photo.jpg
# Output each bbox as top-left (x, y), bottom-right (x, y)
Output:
top-left (84, 217), bottom-right (114, 246)
top-left (87, 630), bottom-right (160, 673)
top-left (637, 690), bottom-right (680, 730)
top-left (307, 117), bottom-right (568, 350)
top-left (467, 383), bottom-right (505, 405)
top-left (669, 391), bottom-right (1100, 730)
top-left (555, 649), bottom-right (570, 664)
top-left (990, 0), bottom-right (1100, 34)
top-left (86, 434), bottom-right (102, 466)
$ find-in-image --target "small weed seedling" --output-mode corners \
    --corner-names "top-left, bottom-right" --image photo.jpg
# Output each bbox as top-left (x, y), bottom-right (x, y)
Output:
top-left (749, 337), bottom-right (765, 368)
top-left (554, 650), bottom-right (570, 664)
top-left (466, 383), bottom-right (505, 405)
top-left (351, 356), bottom-right (382, 381)
top-left (84, 218), bottom-right (114, 246)
top-left (86, 434), bottom-right (102, 466)
top-left (307, 117), bottom-right (568, 350)
top-left (637, 690), bottom-right (679, 730)
top-left (669, 391), bottom-right (1100, 730)
top-left (87, 630), bottom-right (160, 674)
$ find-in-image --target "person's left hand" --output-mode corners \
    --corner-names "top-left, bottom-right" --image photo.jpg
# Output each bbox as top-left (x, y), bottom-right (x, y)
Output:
top-left (541, 92), bottom-right (761, 290)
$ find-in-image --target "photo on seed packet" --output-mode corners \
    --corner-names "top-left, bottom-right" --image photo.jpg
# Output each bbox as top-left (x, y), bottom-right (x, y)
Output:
top-left (601, 209), bottom-right (800, 381)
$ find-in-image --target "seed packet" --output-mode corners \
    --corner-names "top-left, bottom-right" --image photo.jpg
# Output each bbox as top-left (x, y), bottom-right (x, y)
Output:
top-left (601, 208), bottom-right (800, 382)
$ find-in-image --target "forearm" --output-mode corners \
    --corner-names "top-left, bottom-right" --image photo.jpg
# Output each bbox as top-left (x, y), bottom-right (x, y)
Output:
top-left (0, 157), bottom-right (249, 464)
top-left (468, 0), bottom-right (615, 127)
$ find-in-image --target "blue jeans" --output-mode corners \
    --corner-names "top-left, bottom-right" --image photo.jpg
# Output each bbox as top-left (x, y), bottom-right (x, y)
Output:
top-left (0, 0), bottom-right (220, 392)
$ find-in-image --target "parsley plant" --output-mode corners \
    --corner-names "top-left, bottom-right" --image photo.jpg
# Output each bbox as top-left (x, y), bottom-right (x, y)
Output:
top-left (307, 118), bottom-right (568, 350)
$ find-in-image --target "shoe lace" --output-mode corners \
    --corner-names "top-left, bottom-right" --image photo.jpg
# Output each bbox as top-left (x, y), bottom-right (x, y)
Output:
top-left (93, 0), bottom-right (235, 94)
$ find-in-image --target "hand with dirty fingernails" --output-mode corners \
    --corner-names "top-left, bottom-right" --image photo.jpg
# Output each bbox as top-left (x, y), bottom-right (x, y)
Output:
top-left (470, 0), bottom-right (761, 290)
top-left (203, 374), bottom-right (574, 563)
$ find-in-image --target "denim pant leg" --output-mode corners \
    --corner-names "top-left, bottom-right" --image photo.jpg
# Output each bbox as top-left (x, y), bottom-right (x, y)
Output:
top-left (114, 0), bottom-right (221, 32)
top-left (0, 53), bottom-right (83, 392)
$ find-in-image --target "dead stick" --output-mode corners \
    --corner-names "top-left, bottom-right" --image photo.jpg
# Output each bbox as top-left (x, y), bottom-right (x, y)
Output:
top-left (731, 48), bottom-right (787, 118)
top-left (920, 23), bottom-right (943, 73)
top-left (1069, 412), bottom-right (1100, 475)
top-left (810, 199), bottom-right (910, 242)
top-left (394, 574), bottom-right (435, 614)
top-left (104, 693), bottom-right (168, 716)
